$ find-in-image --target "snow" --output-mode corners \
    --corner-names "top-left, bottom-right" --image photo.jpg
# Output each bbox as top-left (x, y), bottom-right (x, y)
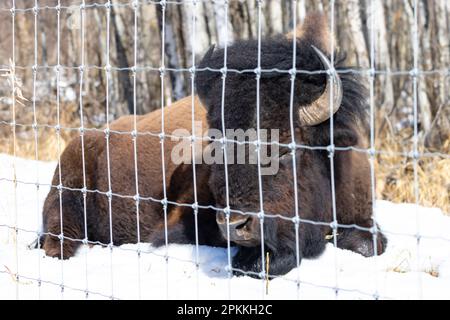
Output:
top-left (1, 153), bottom-right (450, 300)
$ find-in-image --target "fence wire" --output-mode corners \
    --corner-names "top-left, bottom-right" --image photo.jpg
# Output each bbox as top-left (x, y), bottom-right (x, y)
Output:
top-left (1, 0), bottom-right (449, 300)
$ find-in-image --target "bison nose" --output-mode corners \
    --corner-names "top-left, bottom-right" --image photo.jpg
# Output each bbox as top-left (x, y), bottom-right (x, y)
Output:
top-left (216, 212), bottom-right (257, 245)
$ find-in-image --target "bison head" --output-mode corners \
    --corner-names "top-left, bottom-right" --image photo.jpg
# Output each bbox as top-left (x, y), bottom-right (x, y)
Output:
top-left (195, 14), bottom-right (372, 276)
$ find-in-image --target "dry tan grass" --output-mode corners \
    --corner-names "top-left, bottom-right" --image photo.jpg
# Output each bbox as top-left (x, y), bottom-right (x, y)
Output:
top-left (375, 128), bottom-right (450, 214)
top-left (1, 63), bottom-right (105, 160)
top-left (0, 101), bottom-right (85, 161)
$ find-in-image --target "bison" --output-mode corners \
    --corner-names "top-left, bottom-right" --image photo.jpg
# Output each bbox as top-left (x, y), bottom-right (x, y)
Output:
top-left (40, 13), bottom-right (386, 277)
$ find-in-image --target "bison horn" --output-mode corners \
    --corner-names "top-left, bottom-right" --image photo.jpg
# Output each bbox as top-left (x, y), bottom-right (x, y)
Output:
top-left (297, 45), bottom-right (343, 126)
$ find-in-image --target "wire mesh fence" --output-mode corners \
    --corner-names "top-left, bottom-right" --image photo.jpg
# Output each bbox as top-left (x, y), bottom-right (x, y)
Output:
top-left (0, 0), bottom-right (449, 300)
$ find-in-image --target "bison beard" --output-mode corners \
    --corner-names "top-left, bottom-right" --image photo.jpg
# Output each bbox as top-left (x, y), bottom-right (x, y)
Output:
top-left (40, 13), bottom-right (387, 278)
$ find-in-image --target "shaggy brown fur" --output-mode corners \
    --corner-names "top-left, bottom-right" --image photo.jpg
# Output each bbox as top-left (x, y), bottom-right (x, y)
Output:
top-left (41, 96), bottom-right (225, 258)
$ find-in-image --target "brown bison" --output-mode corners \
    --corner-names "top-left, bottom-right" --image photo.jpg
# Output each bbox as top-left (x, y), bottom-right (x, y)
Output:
top-left (40, 14), bottom-right (386, 277)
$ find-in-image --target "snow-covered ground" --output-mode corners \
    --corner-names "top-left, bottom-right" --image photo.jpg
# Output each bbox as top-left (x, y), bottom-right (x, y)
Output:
top-left (1, 153), bottom-right (450, 300)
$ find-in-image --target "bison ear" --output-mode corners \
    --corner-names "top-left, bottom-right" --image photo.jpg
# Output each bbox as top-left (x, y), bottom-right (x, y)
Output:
top-left (295, 12), bottom-right (333, 56)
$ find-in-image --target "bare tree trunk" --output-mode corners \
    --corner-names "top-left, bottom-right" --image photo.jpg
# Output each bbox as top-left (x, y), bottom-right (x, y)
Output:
top-left (201, 1), bottom-right (213, 46)
top-left (281, 0), bottom-right (294, 34)
top-left (229, 1), bottom-right (248, 39)
top-left (175, 5), bottom-right (189, 68)
top-left (358, 0), bottom-right (395, 137)
top-left (372, 0), bottom-right (394, 114)
top-left (93, 10), bottom-right (105, 95)
top-left (304, 0), bottom-right (324, 13)
top-left (263, 0), bottom-right (275, 36)
top-left (266, 0), bottom-right (283, 35)
top-left (298, 0), bottom-right (306, 23)
top-left (110, 3), bottom-right (133, 115)
top-left (336, 0), bottom-right (369, 68)
top-left (423, 0), bottom-right (450, 150)
top-left (416, 0), bottom-right (432, 134)
top-left (156, 5), bottom-right (186, 101)
top-left (40, 21), bottom-right (52, 96)
top-left (213, 1), bottom-right (234, 46)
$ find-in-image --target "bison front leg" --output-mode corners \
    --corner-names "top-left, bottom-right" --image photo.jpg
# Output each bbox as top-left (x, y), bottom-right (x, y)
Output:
top-left (42, 187), bottom-right (85, 259)
top-left (41, 133), bottom-right (102, 259)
